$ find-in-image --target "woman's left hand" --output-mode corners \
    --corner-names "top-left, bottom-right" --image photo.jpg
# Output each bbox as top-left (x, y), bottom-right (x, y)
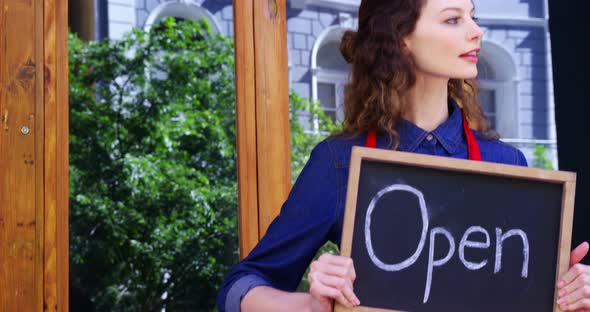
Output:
top-left (557, 241), bottom-right (590, 311)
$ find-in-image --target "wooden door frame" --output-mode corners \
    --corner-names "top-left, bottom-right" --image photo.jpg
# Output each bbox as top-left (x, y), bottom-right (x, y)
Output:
top-left (47, 0), bottom-right (70, 309)
top-left (0, 0), bottom-right (68, 310)
top-left (41, 0), bottom-right (69, 309)
top-left (3, 0), bottom-right (289, 308)
top-left (233, 0), bottom-right (292, 258)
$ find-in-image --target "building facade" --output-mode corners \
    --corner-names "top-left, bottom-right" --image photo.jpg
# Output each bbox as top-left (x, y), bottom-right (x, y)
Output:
top-left (78, 0), bottom-right (557, 167)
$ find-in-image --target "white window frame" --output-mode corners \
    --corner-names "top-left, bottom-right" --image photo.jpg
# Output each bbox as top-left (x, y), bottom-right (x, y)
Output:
top-left (143, 0), bottom-right (222, 35)
top-left (291, 0), bottom-right (360, 11)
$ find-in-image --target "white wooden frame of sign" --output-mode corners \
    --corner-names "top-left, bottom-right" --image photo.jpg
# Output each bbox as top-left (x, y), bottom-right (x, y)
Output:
top-left (335, 146), bottom-right (576, 312)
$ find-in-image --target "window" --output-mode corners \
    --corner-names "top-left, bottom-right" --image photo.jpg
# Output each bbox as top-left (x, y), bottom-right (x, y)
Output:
top-left (476, 41), bottom-right (519, 138)
top-left (317, 82), bottom-right (338, 122)
top-left (477, 57), bottom-right (497, 129)
top-left (312, 27), bottom-right (351, 126)
top-left (144, 2), bottom-right (221, 35)
top-left (144, 3), bottom-right (220, 82)
top-left (478, 89), bottom-right (497, 129)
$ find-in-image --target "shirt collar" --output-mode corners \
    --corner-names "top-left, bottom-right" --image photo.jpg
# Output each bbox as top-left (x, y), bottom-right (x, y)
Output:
top-left (395, 97), bottom-right (463, 154)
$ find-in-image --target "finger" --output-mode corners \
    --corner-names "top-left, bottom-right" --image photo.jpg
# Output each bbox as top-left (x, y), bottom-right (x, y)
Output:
top-left (318, 254), bottom-right (357, 281)
top-left (308, 269), bottom-right (315, 283)
top-left (562, 272), bottom-right (590, 297)
top-left (315, 271), bottom-right (360, 306)
top-left (560, 298), bottom-right (590, 311)
top-left (309, 276), bottom-right (354, 308)
top-left (571, 242), bottom-right (590, 267)
top-left (558, 284), bottom-right (590, 307)
top-left (560, 264), bottom-right (590, 289)
top-left (319, 254), bottom-right (354, 268)
top-left (312, 259), bottom-right (356, 280)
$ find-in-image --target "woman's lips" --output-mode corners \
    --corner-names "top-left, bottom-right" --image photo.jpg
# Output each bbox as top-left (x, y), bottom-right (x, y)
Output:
top-left (460, 55), bottom-right (478, 63)
top-left (460, 49), bottom-right (480, 63)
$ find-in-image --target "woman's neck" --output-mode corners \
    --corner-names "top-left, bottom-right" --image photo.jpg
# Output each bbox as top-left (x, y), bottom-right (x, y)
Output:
top-left (402, 74), bottom-right (450, 132)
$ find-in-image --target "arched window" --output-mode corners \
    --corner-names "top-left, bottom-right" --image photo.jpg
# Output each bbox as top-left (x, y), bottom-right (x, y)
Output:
top-left (312, 27), bottom-right (351, 124)
top-left (143, 1), bottom-right (222, 35)
top-left (143, 2), bottom-right (221, 82)
top-left (476, 41), bottom-right (519, 138)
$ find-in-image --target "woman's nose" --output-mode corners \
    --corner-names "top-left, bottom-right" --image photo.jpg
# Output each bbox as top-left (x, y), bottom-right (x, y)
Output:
top-left (469, 19), bottom-right (485, 40)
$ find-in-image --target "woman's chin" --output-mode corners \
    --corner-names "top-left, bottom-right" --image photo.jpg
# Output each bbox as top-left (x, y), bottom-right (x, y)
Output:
top-left (451, 70), bottom-right (478, 80)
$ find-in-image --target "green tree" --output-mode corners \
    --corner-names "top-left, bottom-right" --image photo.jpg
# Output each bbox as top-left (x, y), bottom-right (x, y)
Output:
top-left (69, 17), bottom-right (337, 311)
top-left (532, 143), bottom-right (554, 170)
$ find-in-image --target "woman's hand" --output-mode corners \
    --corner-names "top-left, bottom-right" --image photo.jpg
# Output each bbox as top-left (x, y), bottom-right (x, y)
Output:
top-left (308, 253), bottom-right (361, 312)
top-left (557, 242), bottom-right (590, 311)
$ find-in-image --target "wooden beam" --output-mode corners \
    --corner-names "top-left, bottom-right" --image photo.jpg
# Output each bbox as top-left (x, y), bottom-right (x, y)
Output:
top-left (253, 0), bottom-right (291, 239)
top-left (68, 0), bottom-right (95, 41)
top-left (56, 0), bottom-right (69, 309)
top-left (44, 0), bottom-right (59, 309)
top-left (234, 0), bottom-right (291, 258)
top-left (0, 0), bottom-right (68, 310)
top-left (0, 0), bottom-right (44, 309)
top-left (233, 0), bottom-right (260, 259)
top-left (44, 0), bottom-right (69, 310)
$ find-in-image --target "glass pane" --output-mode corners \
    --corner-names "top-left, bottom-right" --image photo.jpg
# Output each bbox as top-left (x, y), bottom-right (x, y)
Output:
top-left (317, 40), bottom-right (350, 71)
top-left (478, 89), bottom-right (496, 129)
top-left (318, 82), bottom-right (337, 109)
top-left (69, 6), bottom-right (238, 310)
top-left (324, 109), bottom-right (337, 123)
top-left (335, 83), bottom-right (347, 121)
top-left (477, 57), bottom-right (495, 80)
top-left (479, 89), bottom-right (496, 113)
top-left (488, 114), bottom-right (497, 129)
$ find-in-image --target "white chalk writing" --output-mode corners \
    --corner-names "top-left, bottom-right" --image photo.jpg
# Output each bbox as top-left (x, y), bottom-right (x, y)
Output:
top-left (364, 184), bottom-right (530, 304)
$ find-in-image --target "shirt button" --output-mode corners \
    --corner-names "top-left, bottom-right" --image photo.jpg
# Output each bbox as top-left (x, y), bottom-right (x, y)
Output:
top-left (426, 134), bottom-right (434, 141)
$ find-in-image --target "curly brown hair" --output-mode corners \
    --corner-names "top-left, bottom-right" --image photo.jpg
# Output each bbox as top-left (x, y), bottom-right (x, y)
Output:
top-left (336, 0), bottom-right (497, 148)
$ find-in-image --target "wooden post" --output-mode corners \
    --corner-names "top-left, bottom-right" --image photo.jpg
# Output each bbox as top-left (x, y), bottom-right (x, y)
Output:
top-left (233, 0), bottom-right (291, 258)
top-left (68, 0), bottom-right (95, 41)
top-left (0, 0), bottom-right (43, 309)
top-left (0, 0), bottom-right (69, 310)
top-left (46, 0), bottom-right (70, 310)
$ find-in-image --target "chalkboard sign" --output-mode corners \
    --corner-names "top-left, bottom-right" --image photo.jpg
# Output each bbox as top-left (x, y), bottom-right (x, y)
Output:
top-left (336, 147), bottom-right (576, 312)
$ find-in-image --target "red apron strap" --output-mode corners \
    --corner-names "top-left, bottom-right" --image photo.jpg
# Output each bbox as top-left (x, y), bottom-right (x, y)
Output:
top-left (365, 129), bottom-right (377, 148)
top-left (365, 110), bottom-right (482, 161)
top-left (461, 110), bottom-right (481, 161)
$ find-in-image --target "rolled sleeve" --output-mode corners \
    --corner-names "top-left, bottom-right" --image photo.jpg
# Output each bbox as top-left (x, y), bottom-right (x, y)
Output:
top-left (216, 140), bottom-right (339, 312)
top-left (224, 275), bottom-right (271, 312)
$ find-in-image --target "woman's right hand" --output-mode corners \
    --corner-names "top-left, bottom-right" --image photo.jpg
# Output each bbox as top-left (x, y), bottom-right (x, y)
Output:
top-left (308, 253), bottom-right (361, 312)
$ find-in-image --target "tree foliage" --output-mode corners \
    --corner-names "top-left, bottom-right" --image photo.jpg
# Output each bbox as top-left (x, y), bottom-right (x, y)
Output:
top-left (69, 17), bottom-right (336, 311)
top-left (532, 143), bottom-right (554, 170)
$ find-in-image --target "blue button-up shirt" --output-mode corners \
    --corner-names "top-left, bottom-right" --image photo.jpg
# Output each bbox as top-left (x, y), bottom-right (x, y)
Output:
top-left (217, 98), bottom-right (528, 311)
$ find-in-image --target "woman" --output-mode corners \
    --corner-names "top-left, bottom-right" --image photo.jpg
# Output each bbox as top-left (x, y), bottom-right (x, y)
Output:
top-left (217, 0), bottom-right (590, 311)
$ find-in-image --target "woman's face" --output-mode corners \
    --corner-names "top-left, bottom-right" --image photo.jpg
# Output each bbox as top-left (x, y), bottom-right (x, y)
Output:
top-left (403, 0), bottom-right (483, 80)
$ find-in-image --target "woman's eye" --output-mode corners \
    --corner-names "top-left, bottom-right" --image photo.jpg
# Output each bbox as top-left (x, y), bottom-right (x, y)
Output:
top-left (446, 17), bottom-right (460, 24)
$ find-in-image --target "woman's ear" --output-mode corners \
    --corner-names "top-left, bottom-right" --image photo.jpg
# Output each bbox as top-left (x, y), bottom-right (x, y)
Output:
top-left (402, 37), bottom-right (412, 55)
